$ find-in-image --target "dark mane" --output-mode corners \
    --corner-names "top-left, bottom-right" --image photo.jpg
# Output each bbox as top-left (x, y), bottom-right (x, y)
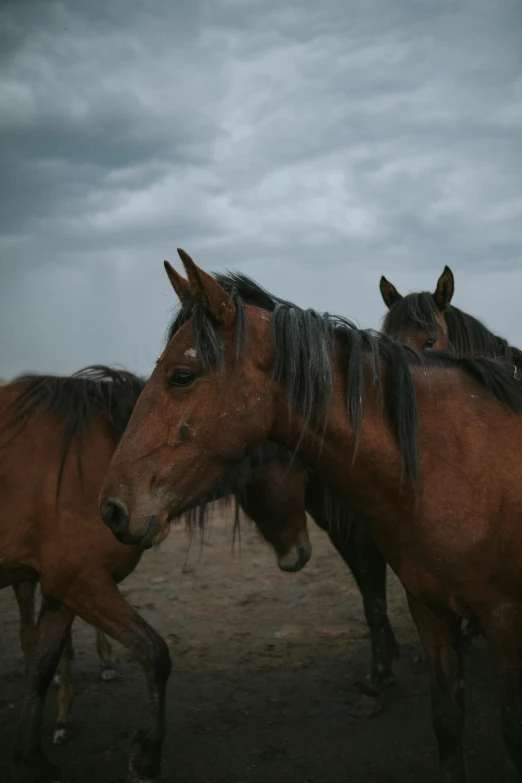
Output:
top-left (382, 292), bottom-right (522, 368)
top-left (167, 273), bottom-right (522, 489)
top-left (5, 365), bottom-right (145, 497)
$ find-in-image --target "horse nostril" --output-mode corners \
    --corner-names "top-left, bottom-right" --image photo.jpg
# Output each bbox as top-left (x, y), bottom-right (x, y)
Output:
top-left (100, 499), bottom-right (129, 535)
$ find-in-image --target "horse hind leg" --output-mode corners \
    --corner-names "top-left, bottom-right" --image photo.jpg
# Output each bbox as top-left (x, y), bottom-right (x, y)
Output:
top-left (327, 518), bottom-right (399, 718)
top-left (407, 593), bottom-right (467, 783)
top-left (12, 597), bottom-right (75, 783)
top-left (53, 633), bottom-right (74, 745)
top-left (53, 625), bottom-right (74, 687)
top-left (53, 627), bottom-right (118, 745)
top-left (96, 628), bottom-right (118, 681)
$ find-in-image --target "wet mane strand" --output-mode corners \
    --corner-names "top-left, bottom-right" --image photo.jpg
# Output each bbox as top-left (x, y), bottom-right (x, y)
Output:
top-left (382, 291), bottom-right (522, 366)
top-left (6, 365), bottom-right (145, 498)
top-left (166, 272), bottom-right (522, 489)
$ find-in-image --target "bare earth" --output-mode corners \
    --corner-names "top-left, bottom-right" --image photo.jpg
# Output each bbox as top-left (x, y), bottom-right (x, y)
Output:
top-left (0, 508), bottom-right (509, 782)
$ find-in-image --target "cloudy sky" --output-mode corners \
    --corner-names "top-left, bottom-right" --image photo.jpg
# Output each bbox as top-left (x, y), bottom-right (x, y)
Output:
top-left (1, 0), bottom-right (521, 379)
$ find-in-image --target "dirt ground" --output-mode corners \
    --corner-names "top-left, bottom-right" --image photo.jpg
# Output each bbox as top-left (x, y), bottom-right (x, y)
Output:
top-left (0, 508), bottom-right (513, 783)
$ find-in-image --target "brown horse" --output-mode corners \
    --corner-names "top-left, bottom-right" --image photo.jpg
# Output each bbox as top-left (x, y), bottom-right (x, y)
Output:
top-left (165, 275), bottom-right (401, 715)
top-left (0, 366), bottom-right (173, 783)
top-left (101, 251), bottom-right (522, 782)
top-left (380, 265), bottom-right (522, 648)
top-left (380, 265), bottom-right (522, 366)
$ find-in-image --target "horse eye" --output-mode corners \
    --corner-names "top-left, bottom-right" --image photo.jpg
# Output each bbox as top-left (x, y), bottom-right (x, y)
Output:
top-left (168, 369), bottom-right (196, 388)
top-left (423, 338), bottom-right (436, 350)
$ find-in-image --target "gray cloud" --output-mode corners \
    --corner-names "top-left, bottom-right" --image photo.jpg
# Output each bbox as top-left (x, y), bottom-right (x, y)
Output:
top-left (1, 0), bottom-right (521, 378)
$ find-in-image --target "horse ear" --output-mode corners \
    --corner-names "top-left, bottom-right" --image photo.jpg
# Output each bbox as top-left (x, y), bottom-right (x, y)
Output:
top-left (433, 266), bottom-right (454, 310)
top-left (164, 260), bottom-right (191, 304)
top-left (379, 276), bottom-right (403, 309)
top-left (176, 248), bottom-right (235, 327)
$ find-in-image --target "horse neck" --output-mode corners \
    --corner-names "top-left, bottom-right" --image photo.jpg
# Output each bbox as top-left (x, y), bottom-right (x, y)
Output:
top-left (270, 355), bottom-right (416, 523)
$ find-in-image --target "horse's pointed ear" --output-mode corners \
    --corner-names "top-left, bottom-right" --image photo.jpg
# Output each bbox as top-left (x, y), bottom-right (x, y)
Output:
top-left (164, 260), bottom-right (191, 304)
top-left (433, 266), bottom-right (454, 310)
top-left (176, 248), bottom-right (235, 327)
top-left (379, 276), bottom-right (403, 309)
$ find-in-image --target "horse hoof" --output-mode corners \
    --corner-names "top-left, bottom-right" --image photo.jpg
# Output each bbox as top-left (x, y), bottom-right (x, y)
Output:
top-left (101, 667), bottom-right (118, 682)
top-left (53, 726), bottom-right (68, 745)
top-left (349, 691), bottom-right (385, 718)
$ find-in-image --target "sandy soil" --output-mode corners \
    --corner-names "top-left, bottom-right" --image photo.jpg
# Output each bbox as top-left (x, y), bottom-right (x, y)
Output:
top-left (0, 508), bottom-right (512, 782)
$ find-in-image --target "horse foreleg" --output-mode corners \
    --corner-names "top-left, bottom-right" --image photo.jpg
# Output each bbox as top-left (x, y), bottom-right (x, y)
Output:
top-left (12, 597), bottom-right (74, 783)
top-left (13, 581), bottom-right (37, 661)
top-left (63, 575), bottom-right (171, 783)
top-left (407, 592), bottom-right (466, 783)
top-left (315, 512), bottom-right (398, 717)
top-left (96, 628), bottom-right (118, 681)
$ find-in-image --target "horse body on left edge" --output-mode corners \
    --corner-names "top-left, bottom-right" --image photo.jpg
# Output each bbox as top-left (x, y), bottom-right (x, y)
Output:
top-left (100, 251), bottom-right (522, 782)
top-left (0, 366), bottom-right (171, 783)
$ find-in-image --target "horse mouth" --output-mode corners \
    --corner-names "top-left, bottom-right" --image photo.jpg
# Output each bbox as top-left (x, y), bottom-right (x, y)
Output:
top-left (138, 515), bottom-right (173, 550)
top-left (277, 544), bottom-right (312, 573)
top-left (139, 516), bottom-right (161, 549)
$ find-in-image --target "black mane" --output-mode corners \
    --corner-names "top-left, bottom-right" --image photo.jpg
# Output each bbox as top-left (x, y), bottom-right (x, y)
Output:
top-left (5, 365), bottom-right (145, 496)
top-left (382, 291), bottom-right (522, 368)
top-left (166, 272), bottom-right (522, 489)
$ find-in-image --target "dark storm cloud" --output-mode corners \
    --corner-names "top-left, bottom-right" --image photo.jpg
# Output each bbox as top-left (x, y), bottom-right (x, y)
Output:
top-left (1, 0), bottom-right (521, 378)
